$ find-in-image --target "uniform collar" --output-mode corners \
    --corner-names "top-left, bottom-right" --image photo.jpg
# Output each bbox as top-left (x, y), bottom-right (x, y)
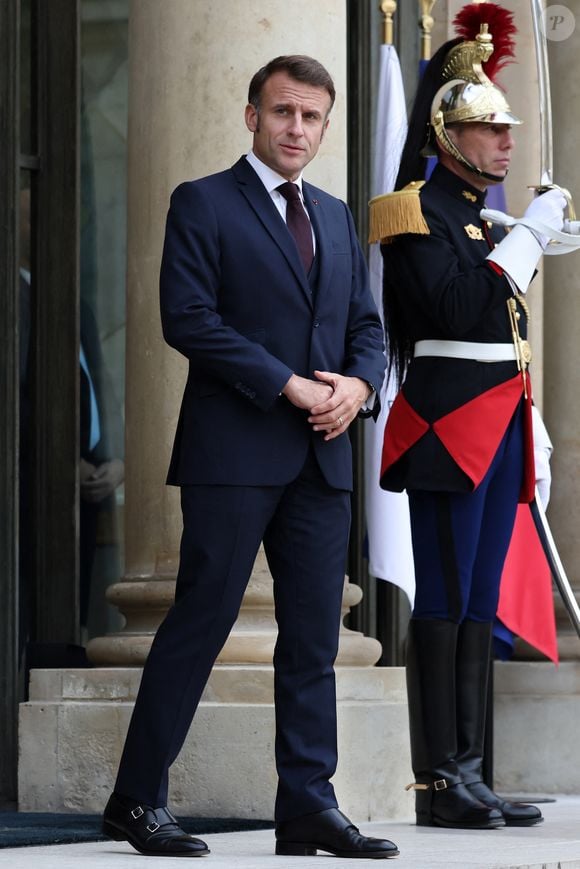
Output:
top-left (430, 162), bottom-right (488, 211)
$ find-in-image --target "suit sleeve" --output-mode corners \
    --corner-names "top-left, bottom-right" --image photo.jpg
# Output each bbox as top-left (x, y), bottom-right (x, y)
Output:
top-left (341, 203), bottom-right (385, 419)
top-left (159, 182), bottom-right (293, 411)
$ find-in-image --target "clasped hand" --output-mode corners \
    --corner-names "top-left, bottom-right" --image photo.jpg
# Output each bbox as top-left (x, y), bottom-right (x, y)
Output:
top-left (282, 370), bottom-right (370, 441)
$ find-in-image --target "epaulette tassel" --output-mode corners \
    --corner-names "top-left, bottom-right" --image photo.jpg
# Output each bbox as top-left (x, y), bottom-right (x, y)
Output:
top-left (368, 181), bottom-right (430, 244)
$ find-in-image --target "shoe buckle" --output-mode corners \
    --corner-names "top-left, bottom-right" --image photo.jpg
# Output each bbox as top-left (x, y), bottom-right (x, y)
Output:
top-left (131, 806), bottom-right (144, 819)
top-left (146, 822), bottom-right (160, 833)
top-left (433, 779), bottom-right (448, 791)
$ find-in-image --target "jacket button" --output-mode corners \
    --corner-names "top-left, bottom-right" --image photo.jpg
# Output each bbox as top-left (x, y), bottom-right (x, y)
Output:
top-left (313, 319), bottom-right (320, 328)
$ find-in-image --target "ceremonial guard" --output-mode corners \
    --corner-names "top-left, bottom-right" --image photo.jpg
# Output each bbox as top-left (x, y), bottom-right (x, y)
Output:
top-left (370, 5), bottom-right (566, 829)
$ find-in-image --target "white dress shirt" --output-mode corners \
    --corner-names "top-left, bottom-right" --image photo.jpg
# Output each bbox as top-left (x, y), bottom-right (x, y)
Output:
top-left (245, 151), bottom-right (316, 252)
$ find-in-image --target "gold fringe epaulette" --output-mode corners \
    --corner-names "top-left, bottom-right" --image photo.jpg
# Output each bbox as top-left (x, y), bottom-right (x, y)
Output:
top-left (368, 180), bottom-right (429, 244)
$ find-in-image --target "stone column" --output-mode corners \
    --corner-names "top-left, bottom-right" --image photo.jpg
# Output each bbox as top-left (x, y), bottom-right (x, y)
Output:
top-left (543, 2), bottom-right (580, 661)
top-left (86, 0), bottom-right (380, 670)
top-left (20, 1), bottom-right (416, 819)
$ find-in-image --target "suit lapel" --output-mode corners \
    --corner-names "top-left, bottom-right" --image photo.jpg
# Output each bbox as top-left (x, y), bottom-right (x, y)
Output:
top-left (303, 183), bottom-right (332, 307)
top-left (231, 158), bottom-right (313, 307)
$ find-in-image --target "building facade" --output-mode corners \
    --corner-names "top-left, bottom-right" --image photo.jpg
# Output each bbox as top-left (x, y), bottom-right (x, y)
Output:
top-left (2, 0), bottom-right (580, 811)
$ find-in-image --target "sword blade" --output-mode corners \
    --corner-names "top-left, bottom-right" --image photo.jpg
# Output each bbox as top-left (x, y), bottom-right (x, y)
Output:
top-left (530, 493), bottom-right (580, 640)
top-left (530, 0), bottom-right (554, 185)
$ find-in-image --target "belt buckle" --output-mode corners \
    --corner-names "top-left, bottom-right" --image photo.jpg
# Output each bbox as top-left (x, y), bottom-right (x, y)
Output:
top-left (433, 779), bottom-right (448, 791)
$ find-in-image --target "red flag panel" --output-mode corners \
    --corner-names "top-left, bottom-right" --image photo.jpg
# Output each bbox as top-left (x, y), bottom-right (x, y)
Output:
top-left (497, 503), bottom-right (558, 663)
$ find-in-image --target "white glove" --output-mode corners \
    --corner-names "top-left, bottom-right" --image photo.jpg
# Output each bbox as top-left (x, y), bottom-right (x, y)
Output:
top-left (485, 189), bottom-right (567, 292)
top-left (531, 405), bottom-right (553, 508)
top-left (523, 188), bottom-right (567, 248)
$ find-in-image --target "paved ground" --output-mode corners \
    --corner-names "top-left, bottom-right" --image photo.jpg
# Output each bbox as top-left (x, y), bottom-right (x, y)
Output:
top-left (0, 796), bottom-right (579, 868)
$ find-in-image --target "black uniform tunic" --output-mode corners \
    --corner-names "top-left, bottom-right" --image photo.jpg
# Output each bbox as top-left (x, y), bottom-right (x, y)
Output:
top-left (379, 163), bottom-right (532, 497)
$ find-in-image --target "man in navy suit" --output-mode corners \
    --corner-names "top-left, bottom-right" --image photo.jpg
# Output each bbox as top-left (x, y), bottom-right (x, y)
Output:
top-left (103, 55), bottom-right (396, 859)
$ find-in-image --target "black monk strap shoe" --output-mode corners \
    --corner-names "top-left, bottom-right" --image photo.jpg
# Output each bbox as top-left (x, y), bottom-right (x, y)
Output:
top-left (103, 793), bottom-right (210, 857)
top-left (466, 781), bottom-right (544, 827)
top-left (275, 807), bottom-right (399, 859)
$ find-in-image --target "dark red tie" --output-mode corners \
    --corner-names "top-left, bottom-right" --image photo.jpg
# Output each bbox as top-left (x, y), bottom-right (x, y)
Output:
top-left (277, 182), bottom-right (314, 273)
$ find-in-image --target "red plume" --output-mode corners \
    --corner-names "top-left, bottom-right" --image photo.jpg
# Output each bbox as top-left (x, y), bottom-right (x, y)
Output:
top-left (453, 2), bottom-right (517, 82)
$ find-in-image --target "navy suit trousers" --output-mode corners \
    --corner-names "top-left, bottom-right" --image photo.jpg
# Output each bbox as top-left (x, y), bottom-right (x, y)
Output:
top-left (115, 448), bottom-right (351, 821)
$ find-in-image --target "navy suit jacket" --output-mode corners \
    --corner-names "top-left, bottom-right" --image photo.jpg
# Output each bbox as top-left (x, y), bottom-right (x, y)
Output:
top-left (160, 156), bottom-right (385, 491)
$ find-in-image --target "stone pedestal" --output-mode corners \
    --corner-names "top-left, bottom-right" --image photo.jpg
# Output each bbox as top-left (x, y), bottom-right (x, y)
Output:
top-left (494, 661), bottom-right (580, 794)
top-left (21, 660), bottom-right (580, 813)
top-left (87, 548), bottom-right (382, 668)
top-left (19, 665), bottom-right (414, 822)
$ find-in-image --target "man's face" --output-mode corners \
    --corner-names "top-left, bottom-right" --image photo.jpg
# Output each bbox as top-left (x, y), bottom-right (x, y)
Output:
top-left (447, 122), bottom-right (515, 186)
top-left (245, 71), bottom-right (331, 181)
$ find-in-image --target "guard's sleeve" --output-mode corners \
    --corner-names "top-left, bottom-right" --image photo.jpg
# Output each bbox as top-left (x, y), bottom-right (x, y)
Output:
top-left (385, 207), bottom-right (514, 337)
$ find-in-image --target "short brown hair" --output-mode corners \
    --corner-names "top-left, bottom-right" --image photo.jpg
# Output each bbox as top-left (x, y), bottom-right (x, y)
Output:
top-left (248, 55), bottom-right (335, 112)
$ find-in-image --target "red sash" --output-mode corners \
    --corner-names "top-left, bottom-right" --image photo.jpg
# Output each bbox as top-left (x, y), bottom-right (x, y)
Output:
top-left (381, 373), bottom-right (535, 502)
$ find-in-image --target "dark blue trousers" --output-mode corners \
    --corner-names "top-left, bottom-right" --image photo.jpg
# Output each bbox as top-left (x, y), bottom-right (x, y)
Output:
top-left (409, 405), bottom-right (524, 623)
top-left (114, 448), bottom-right (351, 821)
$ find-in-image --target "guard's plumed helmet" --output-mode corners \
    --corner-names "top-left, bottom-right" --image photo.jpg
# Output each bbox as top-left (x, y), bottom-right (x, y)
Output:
top-left (369, 2), bottom-right (523, 248)
top-left (426, 7), bottom-right (522, 181)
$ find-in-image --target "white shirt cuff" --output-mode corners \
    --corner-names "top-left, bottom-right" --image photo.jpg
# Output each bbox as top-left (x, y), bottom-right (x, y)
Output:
top-left (486, 224), bottom-right (543, 294)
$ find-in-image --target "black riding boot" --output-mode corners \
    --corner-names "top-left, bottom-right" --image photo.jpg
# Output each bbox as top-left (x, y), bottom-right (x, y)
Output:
top-left (405, 618), bottom-right (504, 829)
top-left (456, 619), bottom-right (543, 827)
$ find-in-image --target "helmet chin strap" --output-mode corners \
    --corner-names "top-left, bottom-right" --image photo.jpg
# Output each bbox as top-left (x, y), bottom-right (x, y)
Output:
top-left (434, 117), bottom-right (507, 185)
top-left (465, 162), bottom-right (507, 185)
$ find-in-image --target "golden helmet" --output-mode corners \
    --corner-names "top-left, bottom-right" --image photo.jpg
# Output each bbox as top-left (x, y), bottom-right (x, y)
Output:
top-left (425, 23), bottom-right (522, 176)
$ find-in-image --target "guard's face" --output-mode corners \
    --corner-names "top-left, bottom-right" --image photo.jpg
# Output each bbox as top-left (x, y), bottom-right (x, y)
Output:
top-left (448, 122), bottom-right (515, 182)
top-left (245, 71), bottom-right (331, 181)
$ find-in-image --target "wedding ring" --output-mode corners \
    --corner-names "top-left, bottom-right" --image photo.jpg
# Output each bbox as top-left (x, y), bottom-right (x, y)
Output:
top-left (338, 416), bottom-right (343, 426)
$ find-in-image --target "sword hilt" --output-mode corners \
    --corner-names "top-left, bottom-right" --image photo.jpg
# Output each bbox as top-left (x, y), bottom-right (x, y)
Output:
top-left (528, 182), bottom-right (577, 221)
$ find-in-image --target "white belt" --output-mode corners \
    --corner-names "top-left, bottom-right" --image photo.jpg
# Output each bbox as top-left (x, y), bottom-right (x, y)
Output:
top-left (414, 340), bottom-right (517, 362)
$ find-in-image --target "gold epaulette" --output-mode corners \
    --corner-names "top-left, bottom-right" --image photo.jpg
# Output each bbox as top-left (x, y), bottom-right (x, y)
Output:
top-left (368, 180), bottom-right (430, 244)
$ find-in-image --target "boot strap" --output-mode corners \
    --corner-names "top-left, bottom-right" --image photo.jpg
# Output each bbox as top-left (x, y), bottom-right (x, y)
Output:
top-left (405, 779), bottom-right (448, 792)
